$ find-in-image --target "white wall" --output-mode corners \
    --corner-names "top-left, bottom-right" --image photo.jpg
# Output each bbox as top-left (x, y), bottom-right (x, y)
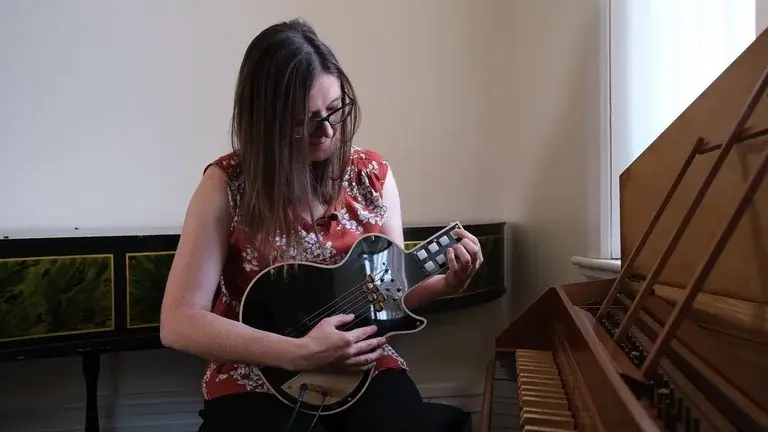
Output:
top-left (760, 0), bottom-right (768, 34)
top-left (0, 1), bottom-right (607, 431)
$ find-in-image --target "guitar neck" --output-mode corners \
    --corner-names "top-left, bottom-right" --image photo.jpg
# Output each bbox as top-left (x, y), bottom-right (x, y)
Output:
top-left (405, 221), bottom-right (463, 286)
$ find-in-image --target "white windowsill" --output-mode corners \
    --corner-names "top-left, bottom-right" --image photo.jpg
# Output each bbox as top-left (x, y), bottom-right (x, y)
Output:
top-left (570, 255), bottom-right (621, 280)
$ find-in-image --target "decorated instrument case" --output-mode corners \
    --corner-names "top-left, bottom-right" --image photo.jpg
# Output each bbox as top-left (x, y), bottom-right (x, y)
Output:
top-left (0, 222), bottom-right (508, 362)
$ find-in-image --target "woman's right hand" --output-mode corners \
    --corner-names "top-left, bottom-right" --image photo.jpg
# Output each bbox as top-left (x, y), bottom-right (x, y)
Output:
top-left (294, 314), bottom-right (387, 372)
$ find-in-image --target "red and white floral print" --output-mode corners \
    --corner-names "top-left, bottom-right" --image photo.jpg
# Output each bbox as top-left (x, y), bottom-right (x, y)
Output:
top-left (200, 147), bottom-right (407, 401)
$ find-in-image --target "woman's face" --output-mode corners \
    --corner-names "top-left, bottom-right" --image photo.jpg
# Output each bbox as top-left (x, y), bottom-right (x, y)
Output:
top-left (305, 73), bottom-right (342, 162)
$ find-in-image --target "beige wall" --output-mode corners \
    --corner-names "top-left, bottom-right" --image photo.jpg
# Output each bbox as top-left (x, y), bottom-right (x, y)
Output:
top-left (0, 1), bottom-right (603, 430)
top-left (490, 0), bottom-right (605, 310)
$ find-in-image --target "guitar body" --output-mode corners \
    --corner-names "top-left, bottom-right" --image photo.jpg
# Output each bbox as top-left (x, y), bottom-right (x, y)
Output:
top-left (238, 221), bottom-right (463, 415)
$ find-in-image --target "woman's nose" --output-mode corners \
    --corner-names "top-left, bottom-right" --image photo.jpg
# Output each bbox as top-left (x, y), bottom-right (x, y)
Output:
top-left (318, 120), bottom-right (333, 138)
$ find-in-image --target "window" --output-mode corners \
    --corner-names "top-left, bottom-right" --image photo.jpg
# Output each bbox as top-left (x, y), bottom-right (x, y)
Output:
top-left (605, 0), bottom-right (757, 259)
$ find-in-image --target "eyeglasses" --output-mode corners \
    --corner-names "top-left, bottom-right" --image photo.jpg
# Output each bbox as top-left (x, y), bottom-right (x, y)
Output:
top-left (300, 100), bottom-right (355, 136)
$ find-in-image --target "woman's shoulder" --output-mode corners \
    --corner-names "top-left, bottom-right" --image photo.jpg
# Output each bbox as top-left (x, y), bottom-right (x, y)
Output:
top-left (201, 152), bottom-right (244, 220)
top-left (348, 146), bottom-right (390, 184)
top-left (350, 146), bottom-right (388, 165)
top-left (204, 152), bottom-right (241, 178)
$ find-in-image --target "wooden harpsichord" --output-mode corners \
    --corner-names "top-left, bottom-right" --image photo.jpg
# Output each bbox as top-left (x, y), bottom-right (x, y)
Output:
top-left (479, 28), bottom-right (768, 432)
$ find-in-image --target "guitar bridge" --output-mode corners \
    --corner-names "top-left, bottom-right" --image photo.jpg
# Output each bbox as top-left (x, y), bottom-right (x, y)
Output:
top-left (280, 371), bottom-right (364, 406)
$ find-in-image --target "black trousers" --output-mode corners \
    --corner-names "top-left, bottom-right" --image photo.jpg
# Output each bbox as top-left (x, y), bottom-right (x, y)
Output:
top-left (198, 369), bottom-right (442, 432)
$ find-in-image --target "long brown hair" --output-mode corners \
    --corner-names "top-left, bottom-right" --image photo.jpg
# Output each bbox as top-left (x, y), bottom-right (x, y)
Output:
top-left (230, 19), bottom-right (361, 261)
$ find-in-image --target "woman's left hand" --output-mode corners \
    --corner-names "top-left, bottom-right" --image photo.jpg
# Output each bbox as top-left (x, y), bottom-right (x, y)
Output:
top-left (445, 228), bottom-right (483, 292)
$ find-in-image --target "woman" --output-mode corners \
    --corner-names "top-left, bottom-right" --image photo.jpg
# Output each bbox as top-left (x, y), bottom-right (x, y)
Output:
top-left (160, 19), bottom-right (483, 432)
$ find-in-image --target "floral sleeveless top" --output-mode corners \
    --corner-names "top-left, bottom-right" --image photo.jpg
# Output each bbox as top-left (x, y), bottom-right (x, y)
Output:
top-left (200, 146), bottom-right (407, 401)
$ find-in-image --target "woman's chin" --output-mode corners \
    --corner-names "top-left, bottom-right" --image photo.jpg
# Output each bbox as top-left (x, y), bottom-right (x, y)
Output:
top-left (308, 142), bottom-right (333, 161)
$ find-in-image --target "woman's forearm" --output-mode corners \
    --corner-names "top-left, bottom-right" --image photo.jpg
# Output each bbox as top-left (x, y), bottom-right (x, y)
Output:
top-left (160, 309), bottom-right (303, 370)
top-left (403, 275), bottom-right (456, 310)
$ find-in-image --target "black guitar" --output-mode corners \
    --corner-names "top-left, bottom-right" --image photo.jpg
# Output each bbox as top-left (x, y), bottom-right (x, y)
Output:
top-left (237, 221), bottom-right (464, 415)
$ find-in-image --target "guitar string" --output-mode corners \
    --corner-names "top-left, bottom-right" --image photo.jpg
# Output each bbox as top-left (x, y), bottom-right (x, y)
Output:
top-left (297, 294), bottom-right (393, 334)
top-left (339, 300), bottom-right (395, 332)
top-left (285, 286), bottom-right (388, 338)
top-left (280, 227), bottom-right (456, 336)
top-left (281, 233), bottom-right (451, 336)
top-left (280, 275), bottom-right (372, 336)
top-left (285, 290), bottom-right (373, 337)
top-left (283, 268), bottom-right (389, 337)
top-left (291, 289), bottom-right (400, 339)
top-left (282, 299), bottom-right (398, 367)
top-left (282, 267), bottom-right (386, 336)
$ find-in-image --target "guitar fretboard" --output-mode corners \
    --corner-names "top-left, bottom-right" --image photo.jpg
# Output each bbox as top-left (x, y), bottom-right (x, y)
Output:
top-left (409, 222), bottom-right (462, 277)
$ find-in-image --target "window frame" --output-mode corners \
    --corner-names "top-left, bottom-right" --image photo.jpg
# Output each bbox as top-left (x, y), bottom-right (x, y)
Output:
top-left (600, 0), bottom-right (758, 261)
top-left (598, 0), bottom-right (617, 259)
